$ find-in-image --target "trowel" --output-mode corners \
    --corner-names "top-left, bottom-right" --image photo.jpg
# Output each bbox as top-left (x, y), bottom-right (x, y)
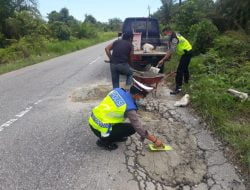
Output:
top-left (148, 144), bottom-right (172, 151)
top-left (149, 66), bottom-right (160, 74)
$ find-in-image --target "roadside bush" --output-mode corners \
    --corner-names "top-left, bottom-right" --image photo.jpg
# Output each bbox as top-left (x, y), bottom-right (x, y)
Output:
top-left (49, 21), bottom-right (71, 40)
top-left (0, 35), bottom-right (47, 64)
top-left (5, 11), bottom-right (48, 40)
top-left (0, 32), bottom-right (6, 48)
top-left (76, 23), bottom-right (97, 39)
top-left (184, 32), bottom-right (250, 165)
top-left (213, 31), bottom-right (250, 59)
top-left (189, 19), bottom-right (219, 54)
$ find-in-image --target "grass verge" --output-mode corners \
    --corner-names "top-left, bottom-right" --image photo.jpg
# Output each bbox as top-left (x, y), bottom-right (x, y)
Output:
top-left (0, 32), bottom-right (116, 75)
top-left (164, 31), bottom-right (250, 170)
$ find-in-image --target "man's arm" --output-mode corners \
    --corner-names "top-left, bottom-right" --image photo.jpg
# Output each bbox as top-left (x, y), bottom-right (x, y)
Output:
top-left (127, 110), bottom-right (163, 147)
top-left (157, 37), bottom-right (178, 67)
top-left (157, 51), bottom-right (172, 67)
top-left (105, 43), bottom-right (113, 60)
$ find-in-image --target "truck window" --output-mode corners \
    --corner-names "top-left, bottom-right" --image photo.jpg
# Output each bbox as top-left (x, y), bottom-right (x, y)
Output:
top-left (122, 18), bottom-right (160, 38)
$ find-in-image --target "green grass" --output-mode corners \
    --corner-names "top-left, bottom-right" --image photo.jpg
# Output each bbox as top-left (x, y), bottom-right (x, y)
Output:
top-left (164, 32), bottom-right (250, 168)
top-left (0, 32), bottom-right (116, 75)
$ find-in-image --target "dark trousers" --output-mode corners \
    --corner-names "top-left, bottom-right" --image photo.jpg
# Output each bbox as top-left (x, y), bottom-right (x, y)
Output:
top-left (175, 51), bottom-right (192, 89)
top-left (90, 123), bottom-right (136, 142)
top-left (110, 63), bottom-right (133, 88)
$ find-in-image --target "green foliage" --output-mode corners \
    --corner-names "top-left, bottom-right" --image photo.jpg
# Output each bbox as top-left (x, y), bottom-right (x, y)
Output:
top-left (183, 32), bottom-right (250, 164)
top-left (189, 19), bottom-right (219, 54)
top-left (0, 32), bottom-right (6, 47)
top-left (216, 0), bottom-right (250, 32)
top-left (76, 23), bottom-right (98, 39)
top-left (0, 34), bottom-right (47, 64)
top-left (164, 31), bottom-right (250, 165)
top-left (5, 10), bottom-right (48, 39)
top-left (153, 0), bottom-right (174, 24)
top-left (84, 14), bottom-right (97, 24)
top-left (108, 18), bottom-right (122, 31)
top-left (47, 8), bottom-right (76, 25)
top-left (49, 21), bottom-right (71, 40)
top-left (173, 0), bottom-right (215, 35)
top-left (213, 31), bottom-right (250, 59)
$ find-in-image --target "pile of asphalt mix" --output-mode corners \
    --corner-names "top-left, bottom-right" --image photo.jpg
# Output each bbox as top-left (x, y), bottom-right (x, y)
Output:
top-left (70, 84), bottom-right (111, 102)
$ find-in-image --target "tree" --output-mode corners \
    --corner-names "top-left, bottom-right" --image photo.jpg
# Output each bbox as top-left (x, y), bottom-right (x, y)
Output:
top-left (84, 14), bottom-right (97, 24)
top-left (76, 22), bottom-right (97, 39)
top-left (47, 11), bottom-right (61, 23)
top-left (49, 21), bottom-right (71, 40)
top-left (47, 8), bottom-right (78, 27)
top-left (0, 0), bottom-right (38, 35)
top-left (108, 18), bottom-right (122, 31)
top-left (5, 10), bottom-right (47, 39)
top-left (173, 0), bottom-right (215, 35)
top-left (189, 19), bottom-right (219, 54)
top-left (153, 0), bottom-right (174, 24)
top-left (216, 0), bottom-right (250, 32)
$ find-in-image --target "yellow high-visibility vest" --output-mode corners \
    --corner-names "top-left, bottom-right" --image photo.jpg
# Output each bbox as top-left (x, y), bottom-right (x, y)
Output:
top-left (88, 88), bottom-right (137, 137)
top-left (176, 33), bottom-right (192, 55)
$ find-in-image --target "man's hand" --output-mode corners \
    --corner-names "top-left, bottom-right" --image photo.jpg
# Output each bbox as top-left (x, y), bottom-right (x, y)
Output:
top-left (157, 52), bottom-right (172, 67)
top-left (147, 134), bottom-right (164, 147)
top-left (154, 139), bottom-right (163, 147)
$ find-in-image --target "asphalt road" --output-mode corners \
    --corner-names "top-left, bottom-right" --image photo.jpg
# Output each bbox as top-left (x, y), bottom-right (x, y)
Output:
top-left (0, 41), bottom-right (138, 190)
top-left (0, 41), bottom-right (247, 190)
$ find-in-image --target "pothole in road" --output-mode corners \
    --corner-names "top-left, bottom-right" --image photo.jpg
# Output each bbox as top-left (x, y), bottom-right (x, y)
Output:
top-left (70, 84), bottom-right (207, 187)
top-left (126, 109), bottom-right (207, 187)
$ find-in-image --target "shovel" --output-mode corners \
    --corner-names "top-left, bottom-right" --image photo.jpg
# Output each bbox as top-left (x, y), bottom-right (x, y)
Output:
top-left (149, 66), bottom-right (160, 74)
top-left (148, 144), bottom-right (172, 151)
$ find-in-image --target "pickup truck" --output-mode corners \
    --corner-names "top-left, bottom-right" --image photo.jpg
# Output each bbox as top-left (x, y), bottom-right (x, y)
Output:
top-left (120, 17), bottom-right (167, 72)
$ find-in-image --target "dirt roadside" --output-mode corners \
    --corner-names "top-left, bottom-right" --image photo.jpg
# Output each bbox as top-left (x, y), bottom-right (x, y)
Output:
top-left (70, 81), bottom-right (247, 190)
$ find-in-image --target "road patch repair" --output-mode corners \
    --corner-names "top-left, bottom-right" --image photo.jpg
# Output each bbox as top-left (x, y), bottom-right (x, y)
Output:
top-left (70, 82), bottom-right (246, 190)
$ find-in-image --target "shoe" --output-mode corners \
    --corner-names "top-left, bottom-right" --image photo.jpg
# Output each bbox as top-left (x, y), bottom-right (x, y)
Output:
top-left (170, 88), bottom-right (182, 95)
top-left (96, 139), bottom-right (118, 151)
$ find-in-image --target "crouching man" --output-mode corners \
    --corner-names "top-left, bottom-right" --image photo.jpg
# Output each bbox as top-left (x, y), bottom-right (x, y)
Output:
top-left (88, 79), bottom-right (163, 150)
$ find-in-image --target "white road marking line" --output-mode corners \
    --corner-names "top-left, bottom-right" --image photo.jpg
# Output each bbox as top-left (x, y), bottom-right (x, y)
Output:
top-left (0, 119), bottom-right (18, 131)
top-left (89, 56), bottom-right (101, 65)
top-left (34, 99), bottom-right (43, 105)
top-left (0, 99), bottom-right (43, 133)
top-left (16, 106), bottom-right (33, 117)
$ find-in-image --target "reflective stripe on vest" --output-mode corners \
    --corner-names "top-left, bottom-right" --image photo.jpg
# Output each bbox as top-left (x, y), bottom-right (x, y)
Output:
top-left (176, 33), bottom-right (192, 55)
top-left (88, 89), bottom-right (136, 137)
top-left (90, 113), bottom-right (112, 137)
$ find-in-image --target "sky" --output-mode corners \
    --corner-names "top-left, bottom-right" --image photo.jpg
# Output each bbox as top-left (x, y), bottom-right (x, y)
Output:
top-left (38, 0), bottom-right (162, 22)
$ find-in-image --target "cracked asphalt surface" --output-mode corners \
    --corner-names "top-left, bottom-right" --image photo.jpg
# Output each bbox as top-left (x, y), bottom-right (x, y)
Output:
top-left (71, 83), bottom-right (246, 190)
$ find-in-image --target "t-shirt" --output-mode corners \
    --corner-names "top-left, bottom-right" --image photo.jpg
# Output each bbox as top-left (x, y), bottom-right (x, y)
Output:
top-left (111, 39), bottom-right (133, 64)
top-left (169, 32), bottom-right (179, 53)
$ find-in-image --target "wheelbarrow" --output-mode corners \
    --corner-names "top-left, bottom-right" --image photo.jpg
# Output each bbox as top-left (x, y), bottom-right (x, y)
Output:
top-left (133, 72), bottom-right (165, 97)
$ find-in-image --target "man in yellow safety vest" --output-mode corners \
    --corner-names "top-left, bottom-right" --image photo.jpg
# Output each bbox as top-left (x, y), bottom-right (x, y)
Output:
top-left (88, 79), bottom-right (164, 150)
top-left (157, 27), bottom-right (192, 95)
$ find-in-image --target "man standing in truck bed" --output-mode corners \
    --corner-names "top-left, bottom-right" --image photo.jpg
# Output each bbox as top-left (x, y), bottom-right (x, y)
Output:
top-left (105, 33), bottom-right (133, 89)
top-left (157, 27), bottom-right (192, 95)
